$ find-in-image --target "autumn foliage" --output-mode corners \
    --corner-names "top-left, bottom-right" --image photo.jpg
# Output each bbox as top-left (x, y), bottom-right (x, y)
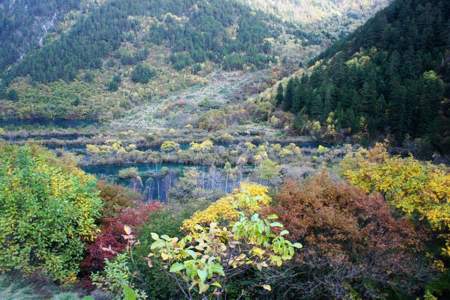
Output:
top-left (81, 202), bottom-right (160, 275)
top-left (0, 144), bottom-right (102, 283)
top-left (96, 180), bottom-right (142, 218)
top-left (265, 173), bottom-right (433, 299)
top-left (341, 144), bottom-right (450, 258)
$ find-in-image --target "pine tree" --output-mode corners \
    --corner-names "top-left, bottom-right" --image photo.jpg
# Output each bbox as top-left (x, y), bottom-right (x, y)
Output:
top-left (275, 84), bottom-right (284, 107)
top-left (283, 78), bottom-right (296, 112)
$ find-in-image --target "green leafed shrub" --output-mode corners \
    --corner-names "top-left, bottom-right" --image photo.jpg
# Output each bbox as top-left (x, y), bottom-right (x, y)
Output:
top-left (131, 64), bottom-right (156, 84)
top-left (0, 144), bottom-right (103, 283)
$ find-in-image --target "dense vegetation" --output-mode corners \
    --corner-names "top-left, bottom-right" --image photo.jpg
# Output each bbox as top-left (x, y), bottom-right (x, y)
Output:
top-left (1, 0), bottom-right (449, 299)
top-left (277, 0), bottom-right (450, 153)
top-left (1, 0), bottom-right (291, 86)
top-left (0, 143), bottom-right (448, 299)
top-left (0, 0), bottom-right (80, 75)
top-left (238, 0), bottom-right (391, 37)
top-left (0, 144), bottom-right (102, 282)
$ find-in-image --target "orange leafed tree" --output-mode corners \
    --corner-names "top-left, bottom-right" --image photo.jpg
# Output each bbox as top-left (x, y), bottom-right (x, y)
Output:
top-left (264, 173), bottom-right (434, 299)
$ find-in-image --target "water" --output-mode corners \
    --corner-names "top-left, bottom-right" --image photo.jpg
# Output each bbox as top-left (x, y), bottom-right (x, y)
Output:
top-left (0, 118), bottom-right (96, 129)
top-left (82, 162), bottom-right (252, 202)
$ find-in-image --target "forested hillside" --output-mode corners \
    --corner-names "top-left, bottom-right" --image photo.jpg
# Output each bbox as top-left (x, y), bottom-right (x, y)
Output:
top-left (2, 0), bottom-right (295, 84)
top-left (0, 0), bottom-right (390, 124)
top-left (0, 0), bottom-right (310, 122)
top-left (0, 0), bottom-right (81, 75)
top-left (238, 0), bottom-right (391, 37)
top-left (277, 0), bottom-right (450, 154)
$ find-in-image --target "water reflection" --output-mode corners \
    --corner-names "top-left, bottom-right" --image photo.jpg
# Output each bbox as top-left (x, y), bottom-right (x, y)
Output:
top-left (82, 162), bottom-right (252, 202)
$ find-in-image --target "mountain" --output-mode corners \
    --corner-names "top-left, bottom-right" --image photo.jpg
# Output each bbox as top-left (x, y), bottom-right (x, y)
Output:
top-left (238, 0), bottom-right (391, 37)
top-left (0, 0), bottom-right (388, 124)
top-left (276, 0), bottom-right (450, 153)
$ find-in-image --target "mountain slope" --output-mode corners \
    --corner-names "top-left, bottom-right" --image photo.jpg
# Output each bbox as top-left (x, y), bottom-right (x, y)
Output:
top-left (277, 0), bottom-right (450, 153)
top-left (0, 0), bottom-right (81, 74)
top-left (3, 0), bottom-right (296, 84)
top-left (238, 0), bottom-right (391, 37)
top-left (0, 0), bottom-right (389, 125)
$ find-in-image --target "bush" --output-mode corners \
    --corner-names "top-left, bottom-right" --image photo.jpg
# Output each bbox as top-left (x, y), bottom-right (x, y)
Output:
top-left (264, 173), bottom-right (434, 299)
top-left (97, 181), bottom-right (142, 218)
top-left (147, 183), bottom-right (300, 298)
top-left (341, 144), bottom-right (450, 259)
top-left (107, 75), bottom-right (121, 92)
top-left (92, 253), bottom-right (147, 300)
top-left (118, 167), bottom-right (139, 179)
top-left (81, 203), bottom-right (160, 277)
top-left (0, 144), bottom-right (102, 282)
top-left (169, 52), bottom-right (194, 70)
top-left (129, 209), bottom-right (192, 300)
top-left (131, 64), bottom-right (156, 84)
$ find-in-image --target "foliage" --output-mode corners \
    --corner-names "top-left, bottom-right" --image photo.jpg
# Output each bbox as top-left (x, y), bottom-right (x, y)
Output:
top-left (118, 167), bottom-right (140, 179)
top-left (2, 0), bottom-right (293, 85)
top-left (96, 181), bottom-right (142, 219)
top-left (149, 216), bottom-right (300, 297)
top-left (341, 144), bottom-right (450, 258)
top-left (130, 209), bottom-right (194, 300)
top-left (107, 75), bottom-right (122, 92)
top-left (92, 253), bottom-right (147, 300)
top-left (130, 64), bottom-right (156, 84)
top-left (190, 139), bottom-right (214, 152)
top-left (277, 0), bottom-right (450, 153)
top-left (0, 274), bottom-right (36, 300)
top-left (265, 172), bottom-right (434, 299)
top-left (160, 141), bottom-right (180, 153)
top-left (0, 144), bottom-right (102, 282)
top-left (81, 203), bottom-right (160, 276)
top-left (256, 159), bottom-right (281, 184)
top-left (0, 0), bottom-right (80, 72)
top-left (181, 183), bottom-right (271, 232)
top-left (148, 188), bottom-right (300, 298)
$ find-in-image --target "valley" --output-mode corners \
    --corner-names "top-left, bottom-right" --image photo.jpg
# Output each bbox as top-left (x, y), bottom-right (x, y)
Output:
top-left (0, 0), bottom-right (449, 299)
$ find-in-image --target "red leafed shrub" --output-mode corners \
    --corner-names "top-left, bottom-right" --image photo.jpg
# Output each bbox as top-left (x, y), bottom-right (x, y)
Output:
top-left (80, 202), bottom-right (160, 281)
top-left (263, 172), bottom-right (434, 299)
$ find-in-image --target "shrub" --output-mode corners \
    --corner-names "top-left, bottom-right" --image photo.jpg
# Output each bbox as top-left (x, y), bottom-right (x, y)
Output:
top-left (160, 141), bottom-right (180, 153)
top-left (92, 253), bottom-right (147, 300)
top-left (0, 144), bottom-right (102, 282)
top-left (341, 144), bottom-right (450, 258)
top-left (0, 274), bottom-right (36, 300)
top-left (264, 173), bottom-right (433, 299)
top-left (256, 159), bottom-right (281, 185)
top-left (107, 75), bottom-right (121, 92)
top-left (131, 64), bottom-right (156, 84)
top-left (169, 52), bottom-right (194, 70)
top-left (118, 167), bottom-right (139, 179)
top-left (81, 203), bottom-right (160, 276)
top-left (96, 181), bottom-right (142, 218)
top-left (147, 183), bottom-right (300, 298)
top-left (129, 209), bottom-right (193, 300)
top-left (181, 183), bottom-right (271, 232)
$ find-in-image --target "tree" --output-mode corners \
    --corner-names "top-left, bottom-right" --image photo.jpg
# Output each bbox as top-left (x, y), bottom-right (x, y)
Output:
top-left (131, 64), bottom-right (156, 84)
top-left (264, 172), bottom-right (434, 299)
top-left (0, 144), bottom-right (103, 282)
top-left (341, 143), bottom-right (450, 260)
top-left (107, 74), bottom-right (122, 91)
top-left (148, 183), bottom-right (300, 298)
top-left (275, 84), bottom-right (284, 107)
top-left (256, 159), bottom-right (281, 186)
top-left (282, 78), bottom-right (296, 112)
